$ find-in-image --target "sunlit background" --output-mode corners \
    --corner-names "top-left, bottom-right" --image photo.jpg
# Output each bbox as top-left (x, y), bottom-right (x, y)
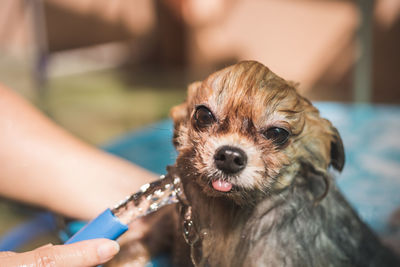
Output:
top-left (1, 0), bottom-right (399, 143)
top-left (0, 0), bottom-right (399, 254)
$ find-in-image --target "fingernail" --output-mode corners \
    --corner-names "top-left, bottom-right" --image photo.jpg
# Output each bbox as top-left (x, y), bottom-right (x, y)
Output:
top-left (97, 240), bottom-right (120, 261)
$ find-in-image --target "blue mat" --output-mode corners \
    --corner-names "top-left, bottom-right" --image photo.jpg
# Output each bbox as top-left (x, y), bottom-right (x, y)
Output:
top-left (104, 120), bottom-right (176, 175)
top-left (316, 103), bottom-right (400, 233)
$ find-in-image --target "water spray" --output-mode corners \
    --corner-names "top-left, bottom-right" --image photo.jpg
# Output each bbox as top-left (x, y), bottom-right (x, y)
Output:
top-left (65, 175), bottom-right (184, 244)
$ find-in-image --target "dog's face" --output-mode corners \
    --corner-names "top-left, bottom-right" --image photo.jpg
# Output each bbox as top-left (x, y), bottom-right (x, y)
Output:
top-left (171, 61), bottom-right (344, 205)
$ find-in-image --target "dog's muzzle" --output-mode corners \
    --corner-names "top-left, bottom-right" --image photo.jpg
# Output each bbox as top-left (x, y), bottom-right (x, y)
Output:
top-left (211, 146), bottom-right (247, 192)
top-left (214, 146), bottom-right (247, 174)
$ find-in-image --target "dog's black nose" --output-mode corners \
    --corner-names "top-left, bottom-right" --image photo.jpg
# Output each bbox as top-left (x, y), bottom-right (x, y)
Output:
top-left (214, 146), bottom-right (247, 174)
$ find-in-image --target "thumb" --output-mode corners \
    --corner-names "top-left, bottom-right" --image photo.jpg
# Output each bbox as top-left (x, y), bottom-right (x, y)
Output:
top-left (0, 238), bottom-right (120, 267)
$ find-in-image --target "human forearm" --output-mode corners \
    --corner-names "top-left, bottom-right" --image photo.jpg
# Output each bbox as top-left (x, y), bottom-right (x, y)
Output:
top-left (0, 84), bottom-right (157, 220)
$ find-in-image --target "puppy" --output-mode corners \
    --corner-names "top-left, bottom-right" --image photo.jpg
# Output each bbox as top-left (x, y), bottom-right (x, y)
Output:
top-left (170, 61), bottom-right (400, 266)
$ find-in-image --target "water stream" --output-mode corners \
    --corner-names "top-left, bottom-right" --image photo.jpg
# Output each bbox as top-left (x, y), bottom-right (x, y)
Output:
top-left (112, 175), bottom-right (183, 225)
top-left (111, 174), bottom-right (202, 266)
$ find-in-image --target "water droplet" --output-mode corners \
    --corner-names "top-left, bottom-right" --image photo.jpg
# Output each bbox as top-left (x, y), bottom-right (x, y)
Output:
top-left (154, 189), bottom-right (163, 196)
top-left (150, 203), bottom-right (158, 211)
top-left (173, 177), bottom-right (181, 185)
top-left (140, 183), bottom-right (150, 192)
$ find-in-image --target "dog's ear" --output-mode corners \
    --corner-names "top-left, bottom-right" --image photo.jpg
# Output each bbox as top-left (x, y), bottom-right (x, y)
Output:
top-left (330, 127), bottom-right (345, 172)
top-left (170, 81), bottom-right (202, 124)
top-left (170, 102), bottom-right (187, 148)
top-left (170, 82), bottom-right (202, 148)
top-left (170, 102), bottom-right (187, 125)
top-left (187, 81), bottom-right (202, 99)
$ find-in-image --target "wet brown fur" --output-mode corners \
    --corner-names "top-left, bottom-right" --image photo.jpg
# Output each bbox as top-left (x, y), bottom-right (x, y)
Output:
top-left (170, 61), bottom-right (399, 266)
top-left (171, 61), bottom-right (340, 203)
top-left (108, 61), bottom-right (399, 267)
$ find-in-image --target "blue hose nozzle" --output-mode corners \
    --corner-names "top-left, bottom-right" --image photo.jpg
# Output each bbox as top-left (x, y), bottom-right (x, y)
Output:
top-left (65, 208), bottom-right (128, 244)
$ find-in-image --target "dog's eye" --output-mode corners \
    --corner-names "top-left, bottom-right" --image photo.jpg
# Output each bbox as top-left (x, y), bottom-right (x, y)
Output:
top-left (194, 106), bottom-right (215, 128)
top-left (263, 127), bottom-right (290, 146)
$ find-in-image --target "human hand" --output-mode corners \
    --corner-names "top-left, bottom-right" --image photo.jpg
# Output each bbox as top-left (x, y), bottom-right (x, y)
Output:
top-left (0, 238), bottom-right (119, 267)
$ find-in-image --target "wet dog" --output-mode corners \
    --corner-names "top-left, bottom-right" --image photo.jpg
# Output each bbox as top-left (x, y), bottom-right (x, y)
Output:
top-left (170, 61), bottom-right (400, 266)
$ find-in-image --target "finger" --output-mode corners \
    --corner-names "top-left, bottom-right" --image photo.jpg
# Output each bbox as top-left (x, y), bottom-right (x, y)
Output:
top-left (0, 238), bottom-right (120, 267)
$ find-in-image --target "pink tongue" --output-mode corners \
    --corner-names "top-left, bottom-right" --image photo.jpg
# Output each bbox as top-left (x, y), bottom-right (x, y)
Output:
top-left (212, 180), bottom-right (233, 192)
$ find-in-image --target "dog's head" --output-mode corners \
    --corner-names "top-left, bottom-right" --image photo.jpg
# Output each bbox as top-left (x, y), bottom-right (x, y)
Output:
top-left (171, 61), bottom-right (344, 205)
